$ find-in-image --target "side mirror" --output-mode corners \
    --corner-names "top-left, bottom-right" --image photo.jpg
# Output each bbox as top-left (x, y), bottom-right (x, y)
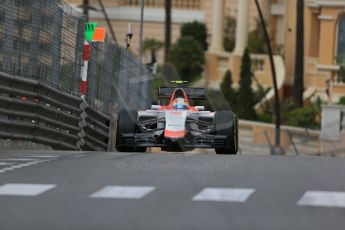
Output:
top-left (151, 105), bottom-right (161, 110)
top-left (195, 106), bottom-right (205, 111)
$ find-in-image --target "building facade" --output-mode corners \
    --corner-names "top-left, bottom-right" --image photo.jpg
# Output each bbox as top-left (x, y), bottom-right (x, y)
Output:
top-left (207, 0), bottom-right (345, 102)
top-left (304, 0), bottom-right (345, 102)
top-left (66, 0), bottom-right (263, 62)
top-left (66, 0), bottom-right (345, 102)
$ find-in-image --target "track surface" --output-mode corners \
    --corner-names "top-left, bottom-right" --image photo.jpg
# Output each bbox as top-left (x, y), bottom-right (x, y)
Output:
top-left (0, 151), bottom-right (345, 230)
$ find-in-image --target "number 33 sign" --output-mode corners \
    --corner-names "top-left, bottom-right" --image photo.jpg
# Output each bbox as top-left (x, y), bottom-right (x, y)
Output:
top-left (84, 22), bottom-right (105, 42)
top-left (85, 22), bottom-right (97, 41)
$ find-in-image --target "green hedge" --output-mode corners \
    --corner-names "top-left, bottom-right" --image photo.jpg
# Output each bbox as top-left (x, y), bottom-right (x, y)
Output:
top-left (338, 96), bottom-right (345, 105)
top-left (257, 113), bottom-right (273, 123)
top-left (288, 106), bottom-right (318, 128)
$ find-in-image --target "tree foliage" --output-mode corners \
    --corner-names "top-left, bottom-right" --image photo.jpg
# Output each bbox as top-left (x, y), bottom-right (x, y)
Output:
top-left (142, 38), bottom-right (163, 63)
top-left (220, 70), bottom-right (237, 110)
top-left (248, 19), bottom-right (267, 54)
top-left (203, 90), bottom-right (231, 111)
top-left (288, 106), bottom-right (318, 128)
top-left (237, 48), bottom-right (257, 120)
top-left (223, 16), bottom-right (237, 52)
top-left (338, 96), bottom-right (345, 105)
top-left (181, 21), bottom-right (208, 51)
top-left (168, 36), bottom-right (205, 82)
top-left (247, 19), bottom-right (284, 55)
top-left (337, 65), bottom-right (345, 83)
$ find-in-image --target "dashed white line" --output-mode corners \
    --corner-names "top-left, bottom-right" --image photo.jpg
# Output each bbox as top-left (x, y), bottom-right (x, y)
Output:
top-left (297, 191), bottom-right (345, 208)
top-left (0, 154), bottom-right (80, 175)
top-left (23, 155), bottom-right (59, 158)
top-left (192, 188), bottom-right (255, 202)
top-left (0, 183), bottom-right (56, 196)
top-left (90, 186), bottom-right (156, 199)
top-left (2, 158), bottom-right (37, 161)
top-left (0, 160), bottom-right (51, 174)
top-left (18, 161), bottom-right (44, 167)
top-left (9, 165), bottom-right (26, 169)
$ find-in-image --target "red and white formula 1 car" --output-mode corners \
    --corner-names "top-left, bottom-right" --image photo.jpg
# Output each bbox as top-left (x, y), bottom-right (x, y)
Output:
top-left (116, 86), bottom-right (238, 154)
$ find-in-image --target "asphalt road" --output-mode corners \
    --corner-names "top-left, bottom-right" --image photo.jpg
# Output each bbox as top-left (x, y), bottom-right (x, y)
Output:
top-left (0, 150), bottom-right (345, 230)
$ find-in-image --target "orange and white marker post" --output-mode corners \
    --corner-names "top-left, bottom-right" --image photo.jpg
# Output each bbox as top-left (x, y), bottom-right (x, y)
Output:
top-left (80, 22), bottom-right (105, 99)
top-left (80, 40), bottom-right (90, 99)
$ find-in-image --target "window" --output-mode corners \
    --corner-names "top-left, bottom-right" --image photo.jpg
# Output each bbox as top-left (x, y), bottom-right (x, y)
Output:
top-left (337, 16), bottom-right (345, 65)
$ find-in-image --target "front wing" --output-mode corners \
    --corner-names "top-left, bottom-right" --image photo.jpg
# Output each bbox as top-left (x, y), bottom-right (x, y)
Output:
top-left (118, 133), bottom-right (231, 149)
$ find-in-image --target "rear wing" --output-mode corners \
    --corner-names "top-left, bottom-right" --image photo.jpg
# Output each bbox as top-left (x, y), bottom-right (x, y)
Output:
top-left (158, 87), bottom-right (206, 100)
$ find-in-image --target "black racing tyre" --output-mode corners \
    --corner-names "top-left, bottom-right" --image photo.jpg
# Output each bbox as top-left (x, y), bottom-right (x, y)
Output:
top-left (135, 147), bottom-right (147, 153)
top-left (214, 111), bottom-right (238, 155)
top-left (116, 109), bottom-right (146, 153)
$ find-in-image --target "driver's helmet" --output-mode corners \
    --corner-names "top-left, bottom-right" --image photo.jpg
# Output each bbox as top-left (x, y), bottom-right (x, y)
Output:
top-left (172, 98), bottom-right (188, 110)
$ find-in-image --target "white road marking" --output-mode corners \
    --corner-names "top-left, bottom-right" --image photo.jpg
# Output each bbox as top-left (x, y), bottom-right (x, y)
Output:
top-left (0, 160), bottom-right (50, 174)
top-left (2, 158), bottom-right (37, 161)
top-left (0, 183), bottom-right (56, 196)
top-left (0, 162), bottom-right (13, 166)
top-left (297, 191), bottom-right (345, 208)
top-left (10, 165), bottom-right (26, 169)
top-left (192, 188), bottom-right (255, 202)
top-left (23, 155), bottom-right (59, 158)
top-left (90, 186), bottom-right (155, 199)
top-left (18, 161), bottom-right (44, 167)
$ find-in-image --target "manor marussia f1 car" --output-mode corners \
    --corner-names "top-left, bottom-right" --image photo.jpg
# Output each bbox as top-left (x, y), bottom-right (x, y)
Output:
top-left (116, 87), bottom-right (238, 154)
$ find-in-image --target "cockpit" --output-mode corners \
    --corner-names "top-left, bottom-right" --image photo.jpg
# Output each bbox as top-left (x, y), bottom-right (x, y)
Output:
top-left (172, 89), bottom-right (188, 110)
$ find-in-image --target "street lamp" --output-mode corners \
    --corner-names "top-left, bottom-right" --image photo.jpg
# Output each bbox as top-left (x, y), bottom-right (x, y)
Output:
top-left (254, 0), bottom-right (283, 155)
top-left (138, 0), bottom-right (144, 63)
top-left (138, 0), bottom-right (147, 109)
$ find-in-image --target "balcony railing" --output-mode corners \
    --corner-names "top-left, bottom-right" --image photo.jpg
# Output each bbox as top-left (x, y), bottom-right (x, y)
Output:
top-left (119, 0), bottom-right (202, 10)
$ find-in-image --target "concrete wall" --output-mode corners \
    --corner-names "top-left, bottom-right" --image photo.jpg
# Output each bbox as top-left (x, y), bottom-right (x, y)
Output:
top-left (320, 105), bottom-right (345, 156)
top-left (239, 105), bottom-right (345, 157)
top-left (239, 120), bottom-right (320, 156)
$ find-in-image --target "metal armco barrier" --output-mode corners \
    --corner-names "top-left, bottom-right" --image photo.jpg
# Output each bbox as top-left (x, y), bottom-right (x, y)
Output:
top-left (0, 72), bottom-right (111, 151)
top-left (0, 0), bottom-right (153, 117)
top-left (0, 0), bottom-right (152, 151)
top-left (83, 106), bottom-right (110, 151)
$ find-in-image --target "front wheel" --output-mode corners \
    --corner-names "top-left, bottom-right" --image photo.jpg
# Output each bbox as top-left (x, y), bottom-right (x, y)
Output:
top-left (116, 109), bottom-right (147, 153)
top-left (214, 111), bottom-right (238, 155)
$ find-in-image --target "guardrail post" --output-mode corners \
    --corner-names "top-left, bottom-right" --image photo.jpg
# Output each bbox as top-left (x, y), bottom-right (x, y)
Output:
top-left (107, 104), bottom-right (117, 152)
top-left (77, 100), bottom-right (88, 149)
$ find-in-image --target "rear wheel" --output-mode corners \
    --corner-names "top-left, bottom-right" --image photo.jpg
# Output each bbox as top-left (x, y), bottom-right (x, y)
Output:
top-left (116, 110), bottom-right (146, 153)
top-left (214, 111), bottom-right (238, 155)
